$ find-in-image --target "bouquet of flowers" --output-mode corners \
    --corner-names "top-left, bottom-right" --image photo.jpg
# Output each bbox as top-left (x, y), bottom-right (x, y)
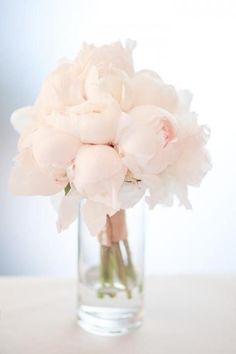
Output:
top-left (10, 40), bottom-right (211, 299)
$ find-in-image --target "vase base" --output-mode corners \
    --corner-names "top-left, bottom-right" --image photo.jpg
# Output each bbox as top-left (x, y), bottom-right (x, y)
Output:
top-left (77, 305), bottom-right (143, 336)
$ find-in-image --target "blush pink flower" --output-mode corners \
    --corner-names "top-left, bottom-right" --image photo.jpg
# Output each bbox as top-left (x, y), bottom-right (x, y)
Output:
top-left (145, 91), bottom-right (212, 209)
top-left (72, 145), bottom-right (127, 208)
top-left (117, 105), bottom-right (177, 179)
top-left (34, 40), bottom-right (135, 117)
top-left (10, 127), bottom-right (80, 195)
top-left (9, 149), bottom-right (65, 195)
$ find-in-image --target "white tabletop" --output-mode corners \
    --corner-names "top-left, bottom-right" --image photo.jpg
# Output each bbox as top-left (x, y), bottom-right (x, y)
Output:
top-left (0, 276), bottom-right (235, 354)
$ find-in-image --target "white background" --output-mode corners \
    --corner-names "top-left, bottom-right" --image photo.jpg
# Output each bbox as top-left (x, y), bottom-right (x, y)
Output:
top-left (0, 0), bottom-right (235, 276)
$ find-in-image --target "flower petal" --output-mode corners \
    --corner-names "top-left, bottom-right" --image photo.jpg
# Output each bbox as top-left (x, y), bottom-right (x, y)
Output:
top-left (35, 62), bottom-right (85, 114)
top-left (118, 182), bottom-right (146, 209)
top-left (117, 105), bottom-right (177, 178)
top-left (73, 100), bottom-right (120, 144)
top-left (82, 200), bottom-right (116, 236)
top-left (78, 40), bottom-right (135, 77)
top-left (11, 106), bottom-right (35, 134)
top-left (31, 127), bottom-right (80, 169)
top-left (9, 149), bottom-right (65, 195)
top-left (56, 188), bottom-right (81, 232)
top-left (73, 145), bottom-right (127, 208)
top-left (131, 71), bottom-right (178, 112)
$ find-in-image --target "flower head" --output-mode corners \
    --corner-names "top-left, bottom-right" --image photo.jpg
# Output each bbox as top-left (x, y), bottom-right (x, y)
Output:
top-left (72, 144), bottom-right (127, 208)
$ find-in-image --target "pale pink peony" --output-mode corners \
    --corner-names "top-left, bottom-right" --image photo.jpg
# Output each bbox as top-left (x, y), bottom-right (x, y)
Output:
top-left (10, 127), bottom-right (80, 195)
top-left (72, 145), bottom-right (127, 208)
top-left (117, 105), bottom-right (177, 179)
top-left (34, 40), bottom-right (135, 116)
top-left (168, 91), bottom-right (211, 188)
top-left (145, 91), bottom-right (211, 209)
top-left (9, 149), bottom-right (65, 195)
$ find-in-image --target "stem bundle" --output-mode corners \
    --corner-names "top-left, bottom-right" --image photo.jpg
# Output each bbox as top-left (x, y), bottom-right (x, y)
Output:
top-left (97, 211), bottom-right (137, 299)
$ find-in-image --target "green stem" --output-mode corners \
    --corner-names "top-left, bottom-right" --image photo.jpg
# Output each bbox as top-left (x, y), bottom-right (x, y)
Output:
top-left (98, 245), bottom-right (117, 298)
top-left (112, 242), bottom-right (132, 299)
top-left (123, 239), bottom-right (137, 284)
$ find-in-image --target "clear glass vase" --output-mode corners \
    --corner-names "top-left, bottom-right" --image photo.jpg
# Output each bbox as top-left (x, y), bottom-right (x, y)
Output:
top-left (77, 198), bottom-right (145, 336)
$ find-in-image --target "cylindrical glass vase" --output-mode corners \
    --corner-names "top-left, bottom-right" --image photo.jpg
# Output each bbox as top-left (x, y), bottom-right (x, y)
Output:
top-left (77, 199), bottom-right (145, 336)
